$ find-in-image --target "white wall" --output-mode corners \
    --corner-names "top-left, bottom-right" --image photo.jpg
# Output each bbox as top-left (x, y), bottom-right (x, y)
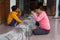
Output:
top-left (10, 0), bottom-right (16, 11)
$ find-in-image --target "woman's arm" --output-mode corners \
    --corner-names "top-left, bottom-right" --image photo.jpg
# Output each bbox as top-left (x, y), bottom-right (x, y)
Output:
top-left (32, 12), bottom-right (44, 22)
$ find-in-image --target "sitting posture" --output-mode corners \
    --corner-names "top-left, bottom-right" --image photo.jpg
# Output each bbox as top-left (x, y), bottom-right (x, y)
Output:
top-left (7, 5), bottom-right (22, 26)
top-left (31, 6), bottom-right (50, 35)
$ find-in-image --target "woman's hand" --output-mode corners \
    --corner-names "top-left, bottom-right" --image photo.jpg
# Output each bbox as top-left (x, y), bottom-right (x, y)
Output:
top-left (31, 11), bottom-right (35, 14)
top-left (31, 11), bottom-right (37, 16)
top-left (31, 11), bottom-right (35, 16)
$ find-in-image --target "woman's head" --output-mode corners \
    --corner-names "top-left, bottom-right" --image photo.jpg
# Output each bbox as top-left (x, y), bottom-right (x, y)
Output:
top-left (35, 6), bottom-right (44, 13)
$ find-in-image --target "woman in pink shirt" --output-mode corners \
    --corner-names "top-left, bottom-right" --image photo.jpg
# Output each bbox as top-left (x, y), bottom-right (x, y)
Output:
top-left (31, 6), bottom-right (50, 35)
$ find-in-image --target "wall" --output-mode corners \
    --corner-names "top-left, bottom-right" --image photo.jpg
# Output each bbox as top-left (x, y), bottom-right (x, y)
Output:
top-left (10, 0), bottom-right (16, 11)
top-left (0, 0), bottom-right (10, 24)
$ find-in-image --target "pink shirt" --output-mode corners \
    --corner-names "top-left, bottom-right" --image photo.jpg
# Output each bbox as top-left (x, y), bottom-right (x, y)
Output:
top-left (32, 11), bottom-right (50, 30)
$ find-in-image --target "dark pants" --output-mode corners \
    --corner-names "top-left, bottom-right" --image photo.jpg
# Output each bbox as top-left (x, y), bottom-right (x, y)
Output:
top-left (34, 21), bottom-right (50, 35)
top-left (32, 28), bottom-right (50, 35)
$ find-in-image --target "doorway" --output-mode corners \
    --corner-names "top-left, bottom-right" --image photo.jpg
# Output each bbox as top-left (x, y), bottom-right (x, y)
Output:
top-left (47, 0), bottom-right (56, 16)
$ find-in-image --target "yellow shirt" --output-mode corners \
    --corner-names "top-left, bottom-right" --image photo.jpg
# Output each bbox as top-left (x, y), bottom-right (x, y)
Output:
top-left (7, 11), bottom-right (22, 24)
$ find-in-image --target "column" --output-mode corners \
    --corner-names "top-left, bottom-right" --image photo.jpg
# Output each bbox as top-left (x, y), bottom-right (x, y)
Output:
top-left (55, 0), bottom-right (59, 18)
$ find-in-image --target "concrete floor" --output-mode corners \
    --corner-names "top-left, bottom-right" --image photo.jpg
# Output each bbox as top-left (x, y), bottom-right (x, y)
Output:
top-left (0, 17), bottom-right (60, 40)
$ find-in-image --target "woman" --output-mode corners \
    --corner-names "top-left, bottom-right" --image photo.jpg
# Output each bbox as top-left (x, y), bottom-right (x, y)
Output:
top-left (31, 6), bottom-right (50, 35)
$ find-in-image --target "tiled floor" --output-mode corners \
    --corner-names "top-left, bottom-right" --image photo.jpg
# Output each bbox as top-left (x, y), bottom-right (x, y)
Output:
top-left (0, 17), bottom-right (60, 40)
top-left (0, 25), bottom-right (14, 34)
top-left (30, 17), bottom-right (60, 40)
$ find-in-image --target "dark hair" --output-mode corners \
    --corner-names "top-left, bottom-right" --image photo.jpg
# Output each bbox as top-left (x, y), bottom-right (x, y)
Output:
top-left (36, 6), bottom-right (44, 10)
top-left (11, 5), bottom-right (18, 11)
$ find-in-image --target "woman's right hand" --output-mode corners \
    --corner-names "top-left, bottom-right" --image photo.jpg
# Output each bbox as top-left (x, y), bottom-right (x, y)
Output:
top-left (31, 11), bottom-right (35, 14)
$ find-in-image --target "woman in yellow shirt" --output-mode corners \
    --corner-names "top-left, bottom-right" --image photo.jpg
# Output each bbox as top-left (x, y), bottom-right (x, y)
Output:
top-left (7, 5), bottom-right (22, 26)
